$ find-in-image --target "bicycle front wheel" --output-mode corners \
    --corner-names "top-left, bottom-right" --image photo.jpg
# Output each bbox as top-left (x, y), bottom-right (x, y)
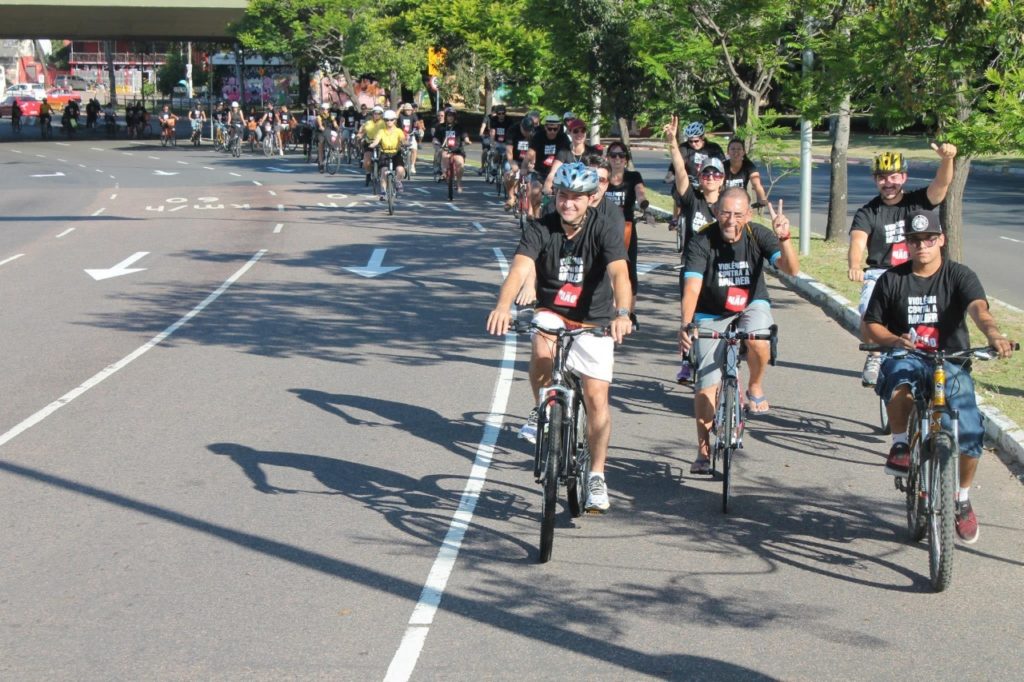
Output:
top-left (566, 395), bottom-right (590, 518)
top-left (721, 381), bottom-right (737, 514)
top-left (538, 402), bottom-right (562, 563)
top-left (326, 150), bottom-right (340, 175)
top-left (386, 173), bottom-right (396, 215)
top-left (447, 164), bottom-right (455, 201)
top-left (927, 433), bottom-right (956, 592)
top-left (904, 405), bottom-right (927, 542)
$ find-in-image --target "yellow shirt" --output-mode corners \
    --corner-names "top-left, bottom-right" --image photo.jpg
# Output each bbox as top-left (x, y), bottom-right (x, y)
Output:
top-left (374, 127), bottom-right (405, 155)
top-left (362, 119), bottom-right (385, 142)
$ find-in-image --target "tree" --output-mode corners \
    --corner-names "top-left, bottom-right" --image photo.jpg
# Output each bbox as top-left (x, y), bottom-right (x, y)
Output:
top-left (156, 49), bottom-right (185, 97)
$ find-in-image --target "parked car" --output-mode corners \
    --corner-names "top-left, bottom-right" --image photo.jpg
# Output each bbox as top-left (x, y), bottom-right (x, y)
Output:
top-left (54, 75), bottom-right (93, 91)
top-left (4, 82), bottom-right (47, 99)
top-left (44, 89), bottom-right (82, 109)
top-left (1, 95), bottom-right (42, 118)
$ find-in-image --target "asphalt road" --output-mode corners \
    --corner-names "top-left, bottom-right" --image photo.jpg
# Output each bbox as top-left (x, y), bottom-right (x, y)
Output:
top-left (2, 131), bottom-right (1023, 681)
top-left (630, 148), bottom-right (1024, 309)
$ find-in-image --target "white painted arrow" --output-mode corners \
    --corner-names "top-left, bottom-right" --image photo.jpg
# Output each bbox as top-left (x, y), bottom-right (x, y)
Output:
top-left (266, 166), bottom-right (296, 173)
top-left (85, 252), bottom-right (150, 281)
top-left (344, 248), bottom-right (402, 278)
top-left (31, 172), bottom-right (65, 177)
top-left (153, 170), bottom-right (179, 176)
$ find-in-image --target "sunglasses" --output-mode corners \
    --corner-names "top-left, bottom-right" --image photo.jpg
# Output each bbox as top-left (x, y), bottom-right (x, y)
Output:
top-left (545, 126), bottom-right (561, 131)
top-left (907, 236), bottom-right (939, 247)
top-left (700, 170), bottom-right (724, 179)
top-left (607, 152), bottom-right (628, 159)
top-left (570, 128), bottom-right (586, 134)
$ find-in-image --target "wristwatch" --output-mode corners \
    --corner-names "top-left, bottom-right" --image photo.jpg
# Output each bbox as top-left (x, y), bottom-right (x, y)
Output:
top-left (615, 307), bottom-right (631, 318)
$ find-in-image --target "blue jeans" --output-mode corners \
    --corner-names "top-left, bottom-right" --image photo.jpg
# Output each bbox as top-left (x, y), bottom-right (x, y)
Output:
top-left (876, 355), bottom-right (985, 457)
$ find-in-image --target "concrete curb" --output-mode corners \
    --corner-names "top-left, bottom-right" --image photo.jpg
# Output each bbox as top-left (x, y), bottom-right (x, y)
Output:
top-left (771, 268), bottom-right (1024, 467)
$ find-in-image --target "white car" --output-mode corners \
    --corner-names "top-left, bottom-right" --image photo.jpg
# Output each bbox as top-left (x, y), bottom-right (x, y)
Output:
top-left (4, 83), bottom-right (46, 100)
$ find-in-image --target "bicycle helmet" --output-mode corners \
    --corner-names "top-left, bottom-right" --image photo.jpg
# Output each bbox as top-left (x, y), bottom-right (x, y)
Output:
top-left (552, 162), bottom-right (600, 195)
top-left (563, 111), bottom-right (575, 120)
top-left (873, 151), bottom-right (908, 174)
top-left (372, 105), bottom-right (384, 114)
top-left (683, 121), bottom-right (705, 138)
top-left (231, 101), bottom-right (239, 109)
top-left (544, 114), bottom-right (561, 125)
top-left (495, 104), bottom-right (506, 114)
top-left (383, 109), bottom-right (397, 120)
top-left (320, 101), bottom-right (330, 110)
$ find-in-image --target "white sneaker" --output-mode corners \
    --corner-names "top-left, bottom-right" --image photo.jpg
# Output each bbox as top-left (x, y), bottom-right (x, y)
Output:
top-left (862, 354), bottom-right (883, 387)
top-left (585, 475), bottom-right (610, 512)
top-left (518, 408), bottom-right (539, 444)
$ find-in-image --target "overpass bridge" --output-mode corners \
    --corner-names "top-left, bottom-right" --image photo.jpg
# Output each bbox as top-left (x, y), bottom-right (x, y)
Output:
top-left (0, 0), bottom-right (248, 40)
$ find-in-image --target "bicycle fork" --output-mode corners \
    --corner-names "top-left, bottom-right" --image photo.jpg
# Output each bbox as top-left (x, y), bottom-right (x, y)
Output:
top-left (533, 384), bottom-right (574, 483)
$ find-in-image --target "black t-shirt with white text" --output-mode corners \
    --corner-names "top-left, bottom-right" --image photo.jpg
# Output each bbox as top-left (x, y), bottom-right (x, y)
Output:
top-left (724, 158), bottom-right (758, 191)
top-left (863, 260), bottom-right (986, 353)
top-left (675, 185), bottom-right (718, 244)
top-left (667, 141), bottom-right (726, 180)
top-left (437, 124), bottom-right (466, 153)
top-left (487, 115), bottom-right (510, 143)
top-left (342, 110), bottom-right (360, 128)
top-left (506, 123), bottom-right (533, 163)
top-left (851, 187), bottom-right (936, 269)
top-left (398, 113), bottom-right (418, 136)
top-left (682, 223), bottom-right (782, 317)
top-left (529, 130), bottom-right (571, 179)
top-left (516, 208), bottom-right (628, 325)
top-left (605, 170), bottom-right (645, 224)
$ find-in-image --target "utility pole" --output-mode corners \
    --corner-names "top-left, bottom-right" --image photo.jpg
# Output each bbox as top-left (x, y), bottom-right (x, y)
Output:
top-left (799, 20), bottom-right (814, 256)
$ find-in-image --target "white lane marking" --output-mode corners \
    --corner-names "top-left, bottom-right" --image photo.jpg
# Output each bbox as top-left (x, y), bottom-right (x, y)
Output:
top-left (177, 160), bottom-right (189, 165)
top-left (148, 155), bottom-right (160, 160)
top-left (30, 172), bottom-right (65, 178)
top-left (90, 147), bottom-right (103, 152)
top-left (110, 194), bottom-right (118, 200)
top-left (347, 201), bottom-right (360, 208)
top-left (56, 228), bottom-right (76, 239)
top-left (1, 254), bottom-right (26, 267)
top-left (109, 175), bottom-right (116, 180)
top-left (384, 248), bottom-right (515, 682)
top-left (1000, 235), bottom-right (1023, 245)
top-left (92, 208), bottom-right (106, 216)
top-left (122, 152), bottom-right (134, 156)
top-left (229, 172), bottom-right (241, 177)
top-left (273, 223), bottom-right (283, 234)
top-left (57, 158), bottom-right (67, 163)
top-left (252, 180), bottom-right (263, 186)
top-left (169, 205), bottom-right (187, 212)
top-left (35, 154), bottom-right (46, 158)
top-left (414, 188), bottom-right (429, 194)
top-left (277, 204), bottom-right (284, 212)
top-left (55, 142), bottom-right (70, 147)
top-left (445, 203), bottom-right (462, 212)
top-left (85, 251), bottom-right (149, 280)
top-left (472, 221), bottom-right (486, 233)
top-left (78, 163), bottom-right (87, 168)
top-left (95, 169), bottom-right (104, 173)
top-left (267, 190), bottom-right (277, 196)
top-left (203, 166), bottom-right (215, 170)
top-left (0, 250), bottom-right (267, 451)
top-left (10, 149), bottom-right (23, 154)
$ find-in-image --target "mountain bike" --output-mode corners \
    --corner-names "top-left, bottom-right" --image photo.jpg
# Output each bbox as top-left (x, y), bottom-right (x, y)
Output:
top-left (691, 321), bottom-right (777, 514)
top-left (262, 123), bottom-right (279, 157)
top-left (367, 147), bottom-right (382, 196)
top-left (511, 166), bottom-right (534, 232)
top-left (213, 122), bottom-right (226, 151)
top-left (378, 151), bottom-right (402, 216)
top-left (227, 124), bottom-right (242, 158)
top-left (860, 342), bottom-right (1017, 591)
top-left (190, 119), bottom-right (203, 146)
top-left (324, 131), bottom-right (342, 175)
top-left (515, 313), bottom-right (603, 563)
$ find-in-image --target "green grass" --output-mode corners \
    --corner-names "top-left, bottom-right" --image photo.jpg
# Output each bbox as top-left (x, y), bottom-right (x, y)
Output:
top-left (794, 234), bottom-right (1024, 428)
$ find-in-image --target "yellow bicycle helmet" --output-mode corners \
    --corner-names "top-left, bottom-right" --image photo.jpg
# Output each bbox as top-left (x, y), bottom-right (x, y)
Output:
top-left (873, 151), bottom-right (908, 174)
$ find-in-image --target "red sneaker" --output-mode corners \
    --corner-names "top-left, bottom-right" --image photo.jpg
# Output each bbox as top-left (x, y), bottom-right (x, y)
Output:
top-left (884, 442), bottom-right (910, 475)
top-left (955, 499), bottom-right (980, 544)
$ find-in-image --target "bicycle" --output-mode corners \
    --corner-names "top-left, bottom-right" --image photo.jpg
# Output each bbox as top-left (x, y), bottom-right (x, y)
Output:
top-left (859, 342), bottom-right (1017, 591)
top-left (160, 122), bottom-right (176, 147)
top-left (690, 321), bottom-right (777, 514)
top-left (514, 313), bottom-right (602, 563)
top-left (40, 115), bottom-right (53, 139)
top-left (190, 119), bottom-right (203, 146)
top-left (511, 166), bottom-right (534, 231)
top-left (227, 124), bottom-right (242, 158)
top-left (367, 147), bottom-right (382, 196)
top-left (377, 152), bottom-right (402, 216)
top-left (324, 130), bottom-right (342, 175)
top-left (262, 122), bottom-right (279, 157)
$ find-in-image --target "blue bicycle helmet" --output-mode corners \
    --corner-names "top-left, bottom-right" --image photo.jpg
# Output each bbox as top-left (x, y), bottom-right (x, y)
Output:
top-left (552, 162), bottom-right (600, 195)
top-left (683, 121), bottom-right (705, 138)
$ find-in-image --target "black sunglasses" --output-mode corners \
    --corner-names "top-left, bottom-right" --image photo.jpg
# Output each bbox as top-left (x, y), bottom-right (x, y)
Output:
top-left (607, 152), bottom-right (628, 159)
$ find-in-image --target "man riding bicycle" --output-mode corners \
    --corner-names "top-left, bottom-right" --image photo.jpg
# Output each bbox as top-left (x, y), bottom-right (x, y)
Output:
top-left (316, 101), bottom-right (338, 173)
top-left (358, 105), bottom-right (385, 181)
top-left (861, 209), bottom-right (1014, 544)
top-left (678, 188), bottom-right (799, 474)
top-left (366, 109), bottom-right (408, 200)
top-left (486, 162), bottom-right (633, 513)
top-left (504, 114), bottom-right (537, 210)
top-left (158, 105), bottom-right (176, 142)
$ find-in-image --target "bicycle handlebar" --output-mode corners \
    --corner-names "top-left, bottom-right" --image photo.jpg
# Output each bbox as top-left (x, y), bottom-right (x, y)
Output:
top-left (858, 343), bottom-right (1019, 359)
top-left (514, 318), bottom-right (608, 338)
top-left (691, 327), bottom-right (775, 341)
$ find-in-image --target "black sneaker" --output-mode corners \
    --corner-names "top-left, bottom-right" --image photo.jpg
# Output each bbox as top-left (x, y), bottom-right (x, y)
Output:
top-left (884, 442), bottom-right (911, 476)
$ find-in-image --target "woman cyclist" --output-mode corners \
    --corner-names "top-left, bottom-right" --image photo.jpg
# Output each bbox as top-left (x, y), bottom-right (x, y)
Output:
top-left (724, 138), bottom-right (769, 208)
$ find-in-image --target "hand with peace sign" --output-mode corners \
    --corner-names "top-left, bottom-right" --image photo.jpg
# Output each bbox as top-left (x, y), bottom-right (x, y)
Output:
top-left (663, 115), bottom-right (679, 146)
top-left (766, 199), bottom-right (791, 242)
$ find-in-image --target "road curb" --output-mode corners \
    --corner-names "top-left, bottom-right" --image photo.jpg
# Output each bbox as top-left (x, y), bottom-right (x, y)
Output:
top-left (770, 268), bottom-right (1024, 467)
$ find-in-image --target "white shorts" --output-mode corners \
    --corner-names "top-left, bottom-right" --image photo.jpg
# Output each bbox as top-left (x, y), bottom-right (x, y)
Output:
top-left (532, 310), bottom-right (615, 383)
top-left (858, 268), bottom-right (887, 316)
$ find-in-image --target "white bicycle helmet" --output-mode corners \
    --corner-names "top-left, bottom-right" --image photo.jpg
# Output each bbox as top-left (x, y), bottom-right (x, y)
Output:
top-left (552, 162), bottom-right (600, 195)
top-left (231, 101), bottom-right (239, 109)
top-left (683, 121), bottom-right (705, 138)
top-left (372, 105), bottom-right (384, 114)
top-left (382, 109), bottom-right (397, 120)
top-left (320, 101), bottom-right (330, 110)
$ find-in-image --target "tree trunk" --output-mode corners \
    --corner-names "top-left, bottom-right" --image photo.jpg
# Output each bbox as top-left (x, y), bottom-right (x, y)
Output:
top-left (617, 115), bottom-right (631, 148)
top-left (104, 41), bottom-right (118, 108)
top-left (482, 73), bottom-right (493, 114)
top-left (825, 92), bottom-right (851, 243)
top-left (589, 87), bottom-right (601, 147)
top-left (941, 156), bottom-right (970, 262)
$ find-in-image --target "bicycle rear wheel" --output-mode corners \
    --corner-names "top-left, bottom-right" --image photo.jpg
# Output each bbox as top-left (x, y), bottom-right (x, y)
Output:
top-left (904, 405), bottom-right (927, 542)
top-left (326, 149), bottom-right (340, 175)
top-left (927, 433), bottom-right (956, 592)
top-left (538, 402), bottom-right (562, 563)
top-left (447, 162), bottom-right (455, 201)
top-left (566, 394), bottom-right (590, 518)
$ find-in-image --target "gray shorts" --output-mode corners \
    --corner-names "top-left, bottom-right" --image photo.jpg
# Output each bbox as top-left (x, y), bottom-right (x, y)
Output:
top-left (693, 303), bottom-right (774, 390)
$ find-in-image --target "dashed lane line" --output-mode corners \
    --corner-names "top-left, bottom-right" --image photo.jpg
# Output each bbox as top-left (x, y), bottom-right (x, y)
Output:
top-left (252, 180), bottom-right (263, 186)
top-left (229, 172), bottom-right (241, 177)
top-left (0, 254), bottom-right (26, 267)
top-left (56, 228), bottom-right (76, 239)
top-left (472, 221), bottom-right (486, 233)
top-left (91, 208), bottom-right (105, 217)
top-left (274, 223), bottom-right (283, 233)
